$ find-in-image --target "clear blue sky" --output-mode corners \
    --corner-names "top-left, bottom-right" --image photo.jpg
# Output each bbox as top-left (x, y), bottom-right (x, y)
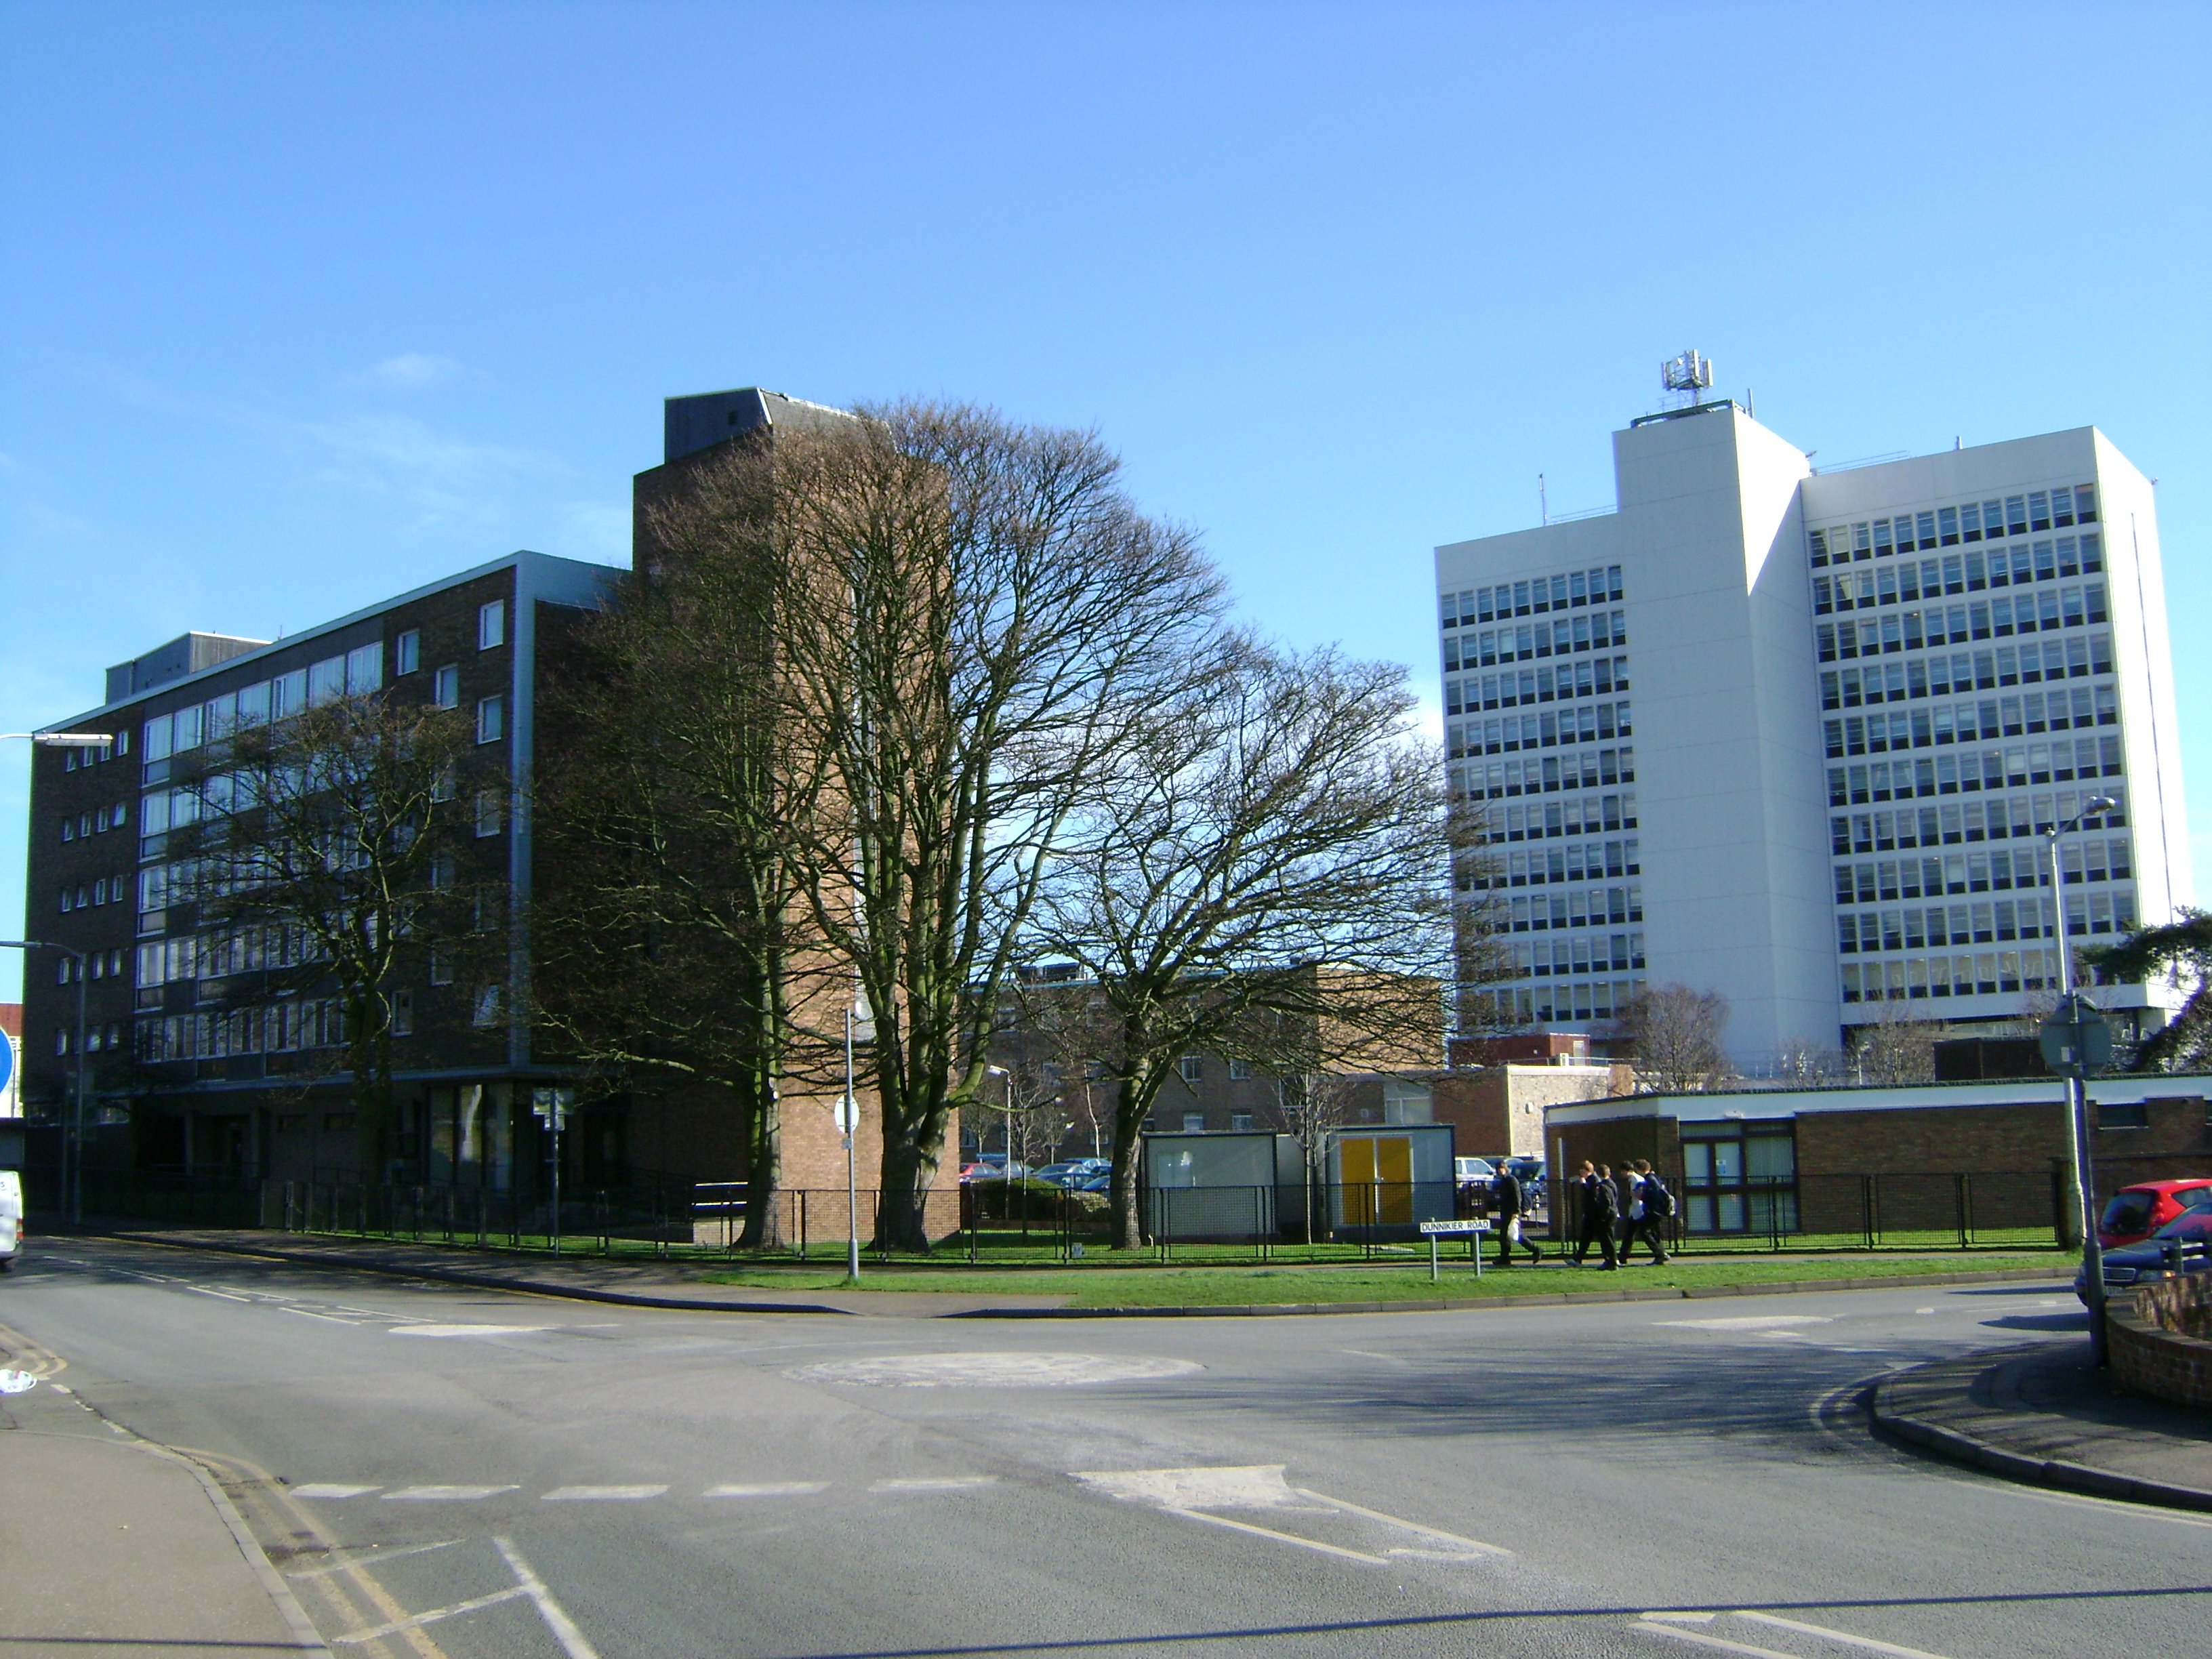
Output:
top-left (2, 2), bottom-right (2206, 996)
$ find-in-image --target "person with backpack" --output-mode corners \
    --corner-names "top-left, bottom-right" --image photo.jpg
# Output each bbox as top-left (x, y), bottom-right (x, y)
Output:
top-left (1626, 1158), bottom-right (1673, 1264)
top-left (1490, 1162), bottom-right (1542, 1267)
top-left (1572, 1161), bottom-right (1619, 1269)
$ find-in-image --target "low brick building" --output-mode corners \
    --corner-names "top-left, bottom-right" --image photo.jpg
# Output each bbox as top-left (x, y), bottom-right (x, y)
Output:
top-left (1546, 1075), bottom-right (2212, 1242)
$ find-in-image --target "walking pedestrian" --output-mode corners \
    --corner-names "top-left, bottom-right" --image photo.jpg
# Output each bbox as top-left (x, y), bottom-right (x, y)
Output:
top-left (1626, 1158), bottom-right (1673, 1264)
top-left (1490, 1161), bottom-right (1542, 1267)
top-left (1616, 1164), bottom-right (1643, 1261)
top-left (1572, 1161), bottom-right (1619, 1269)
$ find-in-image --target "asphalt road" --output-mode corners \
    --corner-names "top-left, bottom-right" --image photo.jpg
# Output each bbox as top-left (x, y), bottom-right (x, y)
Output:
top-left (1, 1236), bottom-right (2206, 1659)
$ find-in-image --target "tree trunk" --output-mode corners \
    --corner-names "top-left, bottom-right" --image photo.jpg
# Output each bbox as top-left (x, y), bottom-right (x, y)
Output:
top-left (739, 1068), bottom-right (785, 1250)
top-left (875, 1121), bottom-right (941, 1252)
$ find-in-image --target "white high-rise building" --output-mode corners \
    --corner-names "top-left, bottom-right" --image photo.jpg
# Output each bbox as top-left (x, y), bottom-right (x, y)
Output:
top-left (1435, 383), bottom-right (2186, 1066)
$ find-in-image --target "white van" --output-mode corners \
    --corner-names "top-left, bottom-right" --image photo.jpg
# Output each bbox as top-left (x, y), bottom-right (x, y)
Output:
top-left (0, 1171), bottom-right (22, 1272)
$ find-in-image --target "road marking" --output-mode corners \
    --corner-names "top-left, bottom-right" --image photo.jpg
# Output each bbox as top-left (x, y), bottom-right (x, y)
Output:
top-left (388, 1324), bottom-right (556, 1338)
top-left (1290, 1487), bottom-right (1511, 1557)
top-left (382, 1486), bottom-right (520, 1501)
top-left (292, 1483), bottom-right (382, 1499)
top-left (542, 1484), bottom-right (668, 1500)
top-left (1914, 1307), bottom-right (1936, 1315)
top-left (703, 1481), bottom-right (831, 1498)
top-left (333, 1586), bottom-right (535, 1645)
top-left (1734, 1610), bottom-right (1957, 1658)
top-left (186, 1285), bottom-right (254, 1301)
top-left (1631, 1621), bottom-right (1801, 1658)
top-left (288, 1540), bottom-right (458, 1580)
top-left (871, 1476), bottom-right (997, 1492)
top-left (1162, 1504), bottom-right (1389, 1564)
top-left (494, 1536), bottom-right (602, 1659)
top-left (282, 1307), bottom-right (365, 1326)
top-left (792, 1351), bottom-right (1204, 1387)
top-left (1657, 1315), bottom-right (1835, 1331)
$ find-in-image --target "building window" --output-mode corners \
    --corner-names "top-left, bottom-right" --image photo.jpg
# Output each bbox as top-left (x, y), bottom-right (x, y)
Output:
top-left (428, 947), bottom-right (453, 987)
top-left (2097, 1102), bottom-right (2148, 1130)
top-left (476, 695), bottom-right (505, 744)
top-left (1228, 1057), bottom-right (1252, 1081)
top-left (1681, 1123), bottom-right (1797, 1234)
top-left (474, 790), bottom-right (506, 838)
top-left (1179, 1055), bottom-right (1203, 1084)
top-left (323, 1113), bottom-right (356, 1133)
top-left (394, 629), bottom-right (421, 675)
top-left (472, 983), bottom-right (502, 1027)
top-left (390, 987), bottom-right (414, 1038)
top-left (432, 665), bottom-right (459, 708)
top-left (54, 1028), bottom-right (69, 1056)
top-left (1230, 1113), bottom-right (1254, 1132)
top-left (478, 600), bottom-right (506, 651)
top-left (1181, 1112), bottom-right (1204, 1133)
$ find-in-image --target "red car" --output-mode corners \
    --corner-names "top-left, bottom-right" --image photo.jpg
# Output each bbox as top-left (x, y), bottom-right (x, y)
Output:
top-left (2098, 1179), bottom-right (2212, 1249)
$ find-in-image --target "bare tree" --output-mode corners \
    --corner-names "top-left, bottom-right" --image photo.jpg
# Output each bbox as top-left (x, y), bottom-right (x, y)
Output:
top-left (168, 689), bottom-right (477, 1170)
top-left (755, 404), bottom-right (1227, 1249)
top-left (529, 528), bottom-right (840, 1246)
top-left (1847, 1002), bottom-right (1940, 1086)
top-left (1025, 640), bottom-right (1466, 1247)
top-left (1622, 983), bottom-right (1732, 1094)
top-left (1771, 1034), bottom-right (1845, 1086)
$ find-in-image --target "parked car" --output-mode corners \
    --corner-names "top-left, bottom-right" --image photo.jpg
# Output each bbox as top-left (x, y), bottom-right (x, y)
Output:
top-left (2076, 1206), bottom-right (2212, 1302)
top-left (2097, 1179), bottom-right (2212, 1249)
top-left (1033, 1162), bottom-right (1090, 1187)
top-left (0, 1171), bottom-right (22, 1273)
top-left (1454, 1157), bottom-right (1498, 1197)
top-left (960, 1160), bottom-right (1032, 1183)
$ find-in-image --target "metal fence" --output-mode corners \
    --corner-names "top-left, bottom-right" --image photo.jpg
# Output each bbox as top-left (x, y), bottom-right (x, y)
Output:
top-left (1552, 1170), bottom-right (2068, 1254)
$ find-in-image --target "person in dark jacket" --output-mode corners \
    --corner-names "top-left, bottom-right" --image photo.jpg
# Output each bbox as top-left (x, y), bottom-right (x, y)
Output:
top-left (1490, 1164), bottom-right (1542, 1266)
top-left (1624, 1158), bottom-right (1673, 1264)
top-left (1572, 1161), bottom-right (1619, 1269)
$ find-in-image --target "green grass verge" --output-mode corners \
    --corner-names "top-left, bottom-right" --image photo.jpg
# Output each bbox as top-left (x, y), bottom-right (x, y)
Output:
top-left (695, 1250), bottom-right (2066, 1307)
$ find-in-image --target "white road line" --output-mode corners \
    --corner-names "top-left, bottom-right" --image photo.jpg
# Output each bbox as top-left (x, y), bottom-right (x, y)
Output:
top-left (381, 1485), bottom-right (520, 1501)
top-left (187, 1286), bottom-right (254, 1302)
top-left (1734, 1610), bottom-right (1957, 1658)
top-left (1658, 1315), bottom-right (1834, 1331)
top-left (332, 1584), bottom-right (533, 1644)
top-left (703, 1482), bottom-right (830, 1498)
top-left (870, 1477), bottom-right (996, 1492)
top-left (388, 1324), bottom-right (556, 1338)
top-left (1288, 1488), bottom-right (1511, 1557)
top-left (495, 1535), bottom-right (602, 1659)
top-left (1162, 1506), bottom-right (1388, 1565)
top-left (1631, 1620), bottom-right (1801, 1658)
top-left (287, 1540), bottom-right (458, 1580)
top-left (541, 1485), bottom-right (668, 1500)
top-left (291, 1484), bottom-right (382, 1500)
top-left (281, 1307), bottom-right (365, 1326)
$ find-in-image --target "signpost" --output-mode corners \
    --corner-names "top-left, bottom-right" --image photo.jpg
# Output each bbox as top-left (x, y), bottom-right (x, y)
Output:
top-left (530, 1088), bottom-right (572, 1256)
top-left (2040, 991), bottom-right (2114, 1362)
top-left (1419, 1218), bottom-right (1490, 1282)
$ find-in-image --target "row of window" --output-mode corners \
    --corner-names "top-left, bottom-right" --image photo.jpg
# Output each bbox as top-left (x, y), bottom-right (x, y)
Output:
top-left (54, 948), bottom-right (127, 985)
top-left (134, 602), bottom-right (506, 782)
top-left (138, 1000), bottom-right (352, 1061)
top-left (1506, 935), bottom-right (1646, 979)
top-left (1832, 796), bottom-right (2127, 854)
top-left (1507, 886), bottom-right (1643, 931)
top-left (1470, 839), bottom-right (1641, 889)
top-left (1486, 793), bottom-right (1637, 843)
top-left (58, 802), bottom-right (129, 842)
top-left (1826, 738), bottom-right (2121, 804)
top-left (1820, 604), bottom-right (2109, 663)
top-left (52, 1022), bottom-right (127, 1055)
top-left (1446, 705), bottom-right (1633, 755)
top-left (1832, 848), bottom-right (2127, 905)
top-left (57, 874), bottom-right (129, 913)
top-left (1826, 665), bottom-right (2114, 724)
top-left (1816, 539), bottom-right (2101, 612)
top-left (1842, 947), bottom-right (2077, 1004)
top-left (1827, 707), bottom-right (2116, 761)
top-left (1839, 891), bottom-right (2137, 956)
top-left (1453, 747), bottom-right (1637, 800)
top-left (1808, 486), bottom-right (2097, 567)
top-left (61, 735), bottom-right (123, 770)
top-left (1465, 980), bottom-right (1645, 1026)
top-left (1448, 655), bottom-right (1630, 704)
top-left (1443, 616), bottom-right (1631, 673)
top-left (1439, 567), bottom-right (1624, 628)
top-left (1829, 647), bottom-right (2112, 714)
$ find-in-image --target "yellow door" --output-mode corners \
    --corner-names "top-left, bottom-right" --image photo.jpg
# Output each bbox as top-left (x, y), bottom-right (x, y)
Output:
top-left (1376, 1136), bottom-right (1413, 1223)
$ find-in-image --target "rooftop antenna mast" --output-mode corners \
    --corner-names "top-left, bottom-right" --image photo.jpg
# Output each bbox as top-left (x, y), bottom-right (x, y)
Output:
top-left (1660, 348), bottom-right (1713, 411)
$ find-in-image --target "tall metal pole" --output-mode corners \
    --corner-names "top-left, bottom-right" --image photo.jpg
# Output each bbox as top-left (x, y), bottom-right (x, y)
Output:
top-left (844, 996), bottom-right (860, 1281)
top-left (2048, 800), bottom-right (2114, 1366)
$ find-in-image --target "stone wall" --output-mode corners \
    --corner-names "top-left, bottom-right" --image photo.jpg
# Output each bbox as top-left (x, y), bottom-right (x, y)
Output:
top-left (2109, 1274), bottom-right (2212, 1409)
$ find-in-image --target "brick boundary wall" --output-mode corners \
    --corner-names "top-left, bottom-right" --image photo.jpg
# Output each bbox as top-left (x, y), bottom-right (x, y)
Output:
top-left (2109, 1274), bottom-right (2212, 1409)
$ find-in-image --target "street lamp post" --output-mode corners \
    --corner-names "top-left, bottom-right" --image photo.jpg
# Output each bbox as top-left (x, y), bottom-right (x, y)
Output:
top-left (0, 940), bottom-right (89, 1226)
top-left (2045, 794), bottom-right (2118, 1366)
top-left (841, 987), bottom-right (874, 1280)
top-left (3, 731), bottom-right (117, 1228)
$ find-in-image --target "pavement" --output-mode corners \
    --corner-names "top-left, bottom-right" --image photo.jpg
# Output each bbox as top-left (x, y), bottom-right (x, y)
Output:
top-left (0, 1319), bottom-right (325, 1656)
top-left (1873, 1338), bottom-right (2212, 1511)
top-left (3, 1235), bottom-right (2209, 1659)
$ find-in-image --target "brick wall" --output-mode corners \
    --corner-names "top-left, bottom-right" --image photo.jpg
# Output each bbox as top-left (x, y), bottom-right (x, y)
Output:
top-left (2110, 1275), bottom-right (2212, 1408)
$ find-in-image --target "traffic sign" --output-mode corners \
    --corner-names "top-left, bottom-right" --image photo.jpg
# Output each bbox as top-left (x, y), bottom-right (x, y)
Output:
top-left (2039, 994), bottom-right (2114, 1073)
top-left (0, 1030), bottom-right (13, 1099)
top-left (1419, 1219), bottom-right (1490, 1234)
top-left (832, 1093), bottom-right (859, 1135)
